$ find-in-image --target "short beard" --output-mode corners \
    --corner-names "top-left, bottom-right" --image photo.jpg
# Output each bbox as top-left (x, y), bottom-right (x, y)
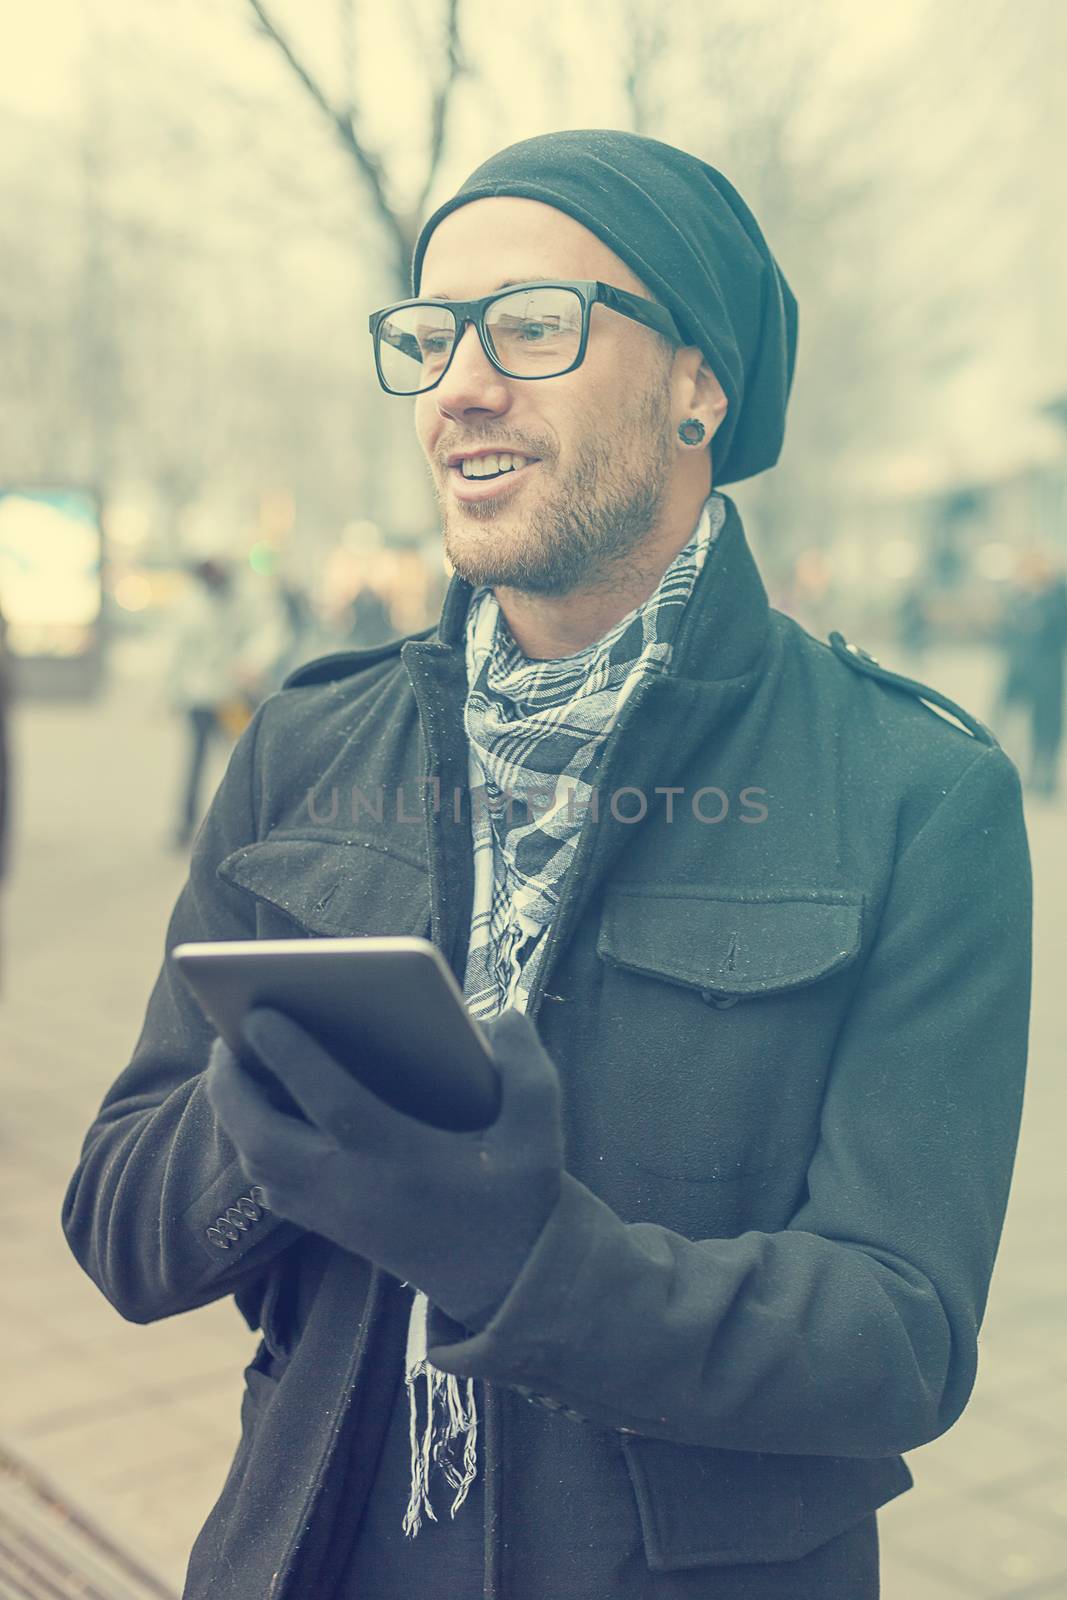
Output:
top-left (439, 367), bottom-right (677, 598)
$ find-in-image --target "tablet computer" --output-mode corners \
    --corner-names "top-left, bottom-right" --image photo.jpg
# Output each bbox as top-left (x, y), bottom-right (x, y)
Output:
top-left (172, 936), bottom-right (499, 1131)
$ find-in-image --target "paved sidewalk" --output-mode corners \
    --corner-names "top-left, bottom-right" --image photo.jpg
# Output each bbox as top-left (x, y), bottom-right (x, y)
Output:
top-left (0, 1446), bottom-right (177, 1599)
top-left (0, 635), bottom-right (1064, 1595)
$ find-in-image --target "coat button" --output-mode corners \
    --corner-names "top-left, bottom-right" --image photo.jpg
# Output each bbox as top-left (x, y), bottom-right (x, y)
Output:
top-left (206, 1226), bottom-right (230, 1250)
top-left (701, 989), bottom-right (739, 1008)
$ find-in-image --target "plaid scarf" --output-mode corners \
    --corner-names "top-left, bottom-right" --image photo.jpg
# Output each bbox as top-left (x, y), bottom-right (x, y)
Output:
top-left (402, 493), bottom-right (725, 1537)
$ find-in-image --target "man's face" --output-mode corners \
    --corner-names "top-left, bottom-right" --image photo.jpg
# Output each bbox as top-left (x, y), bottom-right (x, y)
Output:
top-left (414, 198), bottom-right (683, 597)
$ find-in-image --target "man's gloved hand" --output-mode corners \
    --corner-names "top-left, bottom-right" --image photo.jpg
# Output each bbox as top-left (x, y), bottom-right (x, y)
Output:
top-left (204, 1005), bottom-right (564, 1331)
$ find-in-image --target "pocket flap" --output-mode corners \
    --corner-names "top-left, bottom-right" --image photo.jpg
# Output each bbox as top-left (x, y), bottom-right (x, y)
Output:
top-left (218, 835), bottom-right (430, 939)
top-left (622, 1433), bottom-right (911, 1567)
top-left (597, 886), bottom-right (863, 996)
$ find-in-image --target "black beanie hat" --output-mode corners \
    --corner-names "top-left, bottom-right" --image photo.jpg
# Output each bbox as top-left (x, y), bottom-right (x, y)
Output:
top-left (411, 129), bottom-right (798, 486)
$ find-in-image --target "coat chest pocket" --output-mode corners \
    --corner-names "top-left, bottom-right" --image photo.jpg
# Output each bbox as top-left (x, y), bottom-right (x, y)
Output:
top-left (594, 886), bottom-right (865, 1183)
top-left (597, 885), bottom-right (863, 1001)
top-left (217, 833), bottom-right (432, 939)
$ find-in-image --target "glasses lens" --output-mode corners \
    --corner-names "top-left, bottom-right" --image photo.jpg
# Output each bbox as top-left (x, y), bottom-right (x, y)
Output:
top-left (484, 287), bottom-right (583, 377)
top-left (376, 304), bottom-right (458, 393)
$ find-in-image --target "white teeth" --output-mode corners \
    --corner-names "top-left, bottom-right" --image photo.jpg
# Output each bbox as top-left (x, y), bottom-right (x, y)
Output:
top-left (460, 452), bottom-right (531, 478)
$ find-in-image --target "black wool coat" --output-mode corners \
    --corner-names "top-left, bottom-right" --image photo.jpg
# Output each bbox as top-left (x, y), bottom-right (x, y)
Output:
top-left (62, 499), bottom-right (1032, 1599)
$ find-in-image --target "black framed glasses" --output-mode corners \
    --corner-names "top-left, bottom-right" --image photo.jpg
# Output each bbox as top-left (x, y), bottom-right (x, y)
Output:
top-left (368, 279), bottom-right (685, 396)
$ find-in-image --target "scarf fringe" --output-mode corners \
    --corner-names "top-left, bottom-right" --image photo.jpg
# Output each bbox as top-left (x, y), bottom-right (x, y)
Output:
top-left (402, 1295), bottom-right (479, 1539)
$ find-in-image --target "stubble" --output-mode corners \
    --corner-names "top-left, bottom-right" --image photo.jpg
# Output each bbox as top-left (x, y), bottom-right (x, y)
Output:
top-left (438, 366), bottom-right (677, 597)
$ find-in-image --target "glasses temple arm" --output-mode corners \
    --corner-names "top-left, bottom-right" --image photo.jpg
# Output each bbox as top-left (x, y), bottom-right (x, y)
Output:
top-left (598, 284), bottom-right (685, 345)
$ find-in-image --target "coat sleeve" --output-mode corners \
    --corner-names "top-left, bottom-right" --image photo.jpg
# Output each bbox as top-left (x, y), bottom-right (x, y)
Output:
top-left (61, 698), bottom-right (301, 1324)
top-left (426, 743), bottom-right (1033, 1457)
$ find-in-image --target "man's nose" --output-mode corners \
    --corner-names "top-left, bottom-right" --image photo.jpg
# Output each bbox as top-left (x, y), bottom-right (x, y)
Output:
top-left (434, 323), bottom-right (511, 422)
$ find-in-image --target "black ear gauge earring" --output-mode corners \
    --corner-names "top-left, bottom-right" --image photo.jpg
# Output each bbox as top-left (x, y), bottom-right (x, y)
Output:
top-left (678, 418), bottom-right (706, 446)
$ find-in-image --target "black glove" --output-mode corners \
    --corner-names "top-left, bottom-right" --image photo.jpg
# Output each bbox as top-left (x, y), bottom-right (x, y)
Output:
top-left (205, 1004), bottom-right (565, 1330)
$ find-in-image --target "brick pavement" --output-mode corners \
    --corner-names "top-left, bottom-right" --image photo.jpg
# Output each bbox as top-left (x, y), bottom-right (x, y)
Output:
top-left (0, 633), bottom-right (1064, 1596)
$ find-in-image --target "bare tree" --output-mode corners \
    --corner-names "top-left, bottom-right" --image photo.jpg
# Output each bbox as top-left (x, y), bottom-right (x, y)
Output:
top-left (607, 0), bottom-right (1004, 572)
top-left (245, 0), bottom-right (468, 291)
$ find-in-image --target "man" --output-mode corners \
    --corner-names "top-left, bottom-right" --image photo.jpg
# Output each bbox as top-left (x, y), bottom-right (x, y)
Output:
top-left (997, 547), bottom-right (1067, 797)
top-left (63, 131), bottom-right (1032, 1599)
top-left (166, 557), bottom-right (289, 849)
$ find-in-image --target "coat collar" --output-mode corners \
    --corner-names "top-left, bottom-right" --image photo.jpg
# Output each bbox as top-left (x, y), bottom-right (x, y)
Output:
top-left (429, 492), bottom-right (770, 688)
top-left (401, 495), bottom-right (776, 1002)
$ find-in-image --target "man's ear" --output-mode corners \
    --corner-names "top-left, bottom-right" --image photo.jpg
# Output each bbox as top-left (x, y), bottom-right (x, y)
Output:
top-left (696, 357), bottom-right (728, 437)
top-left (675, 348), bottom-right (728, 438)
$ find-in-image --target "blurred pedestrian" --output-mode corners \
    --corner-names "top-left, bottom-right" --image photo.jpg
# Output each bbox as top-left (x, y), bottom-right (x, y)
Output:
top-left (343, 581), bottom-right (396, 649)
top-left (0, 597), bottom-right (11, 993)
top-left (265, 578), bottom-right (319, 690)
top-left (896, 583), bottom-right (930, 665)
top-left (997, 549), bottom-right (1067, 797)
top-left (166, 558), bottom-right (282, 849)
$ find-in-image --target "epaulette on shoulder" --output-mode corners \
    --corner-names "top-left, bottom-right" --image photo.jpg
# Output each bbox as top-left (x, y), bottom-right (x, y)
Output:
top-left (281, 626), bottom-right (435, 690)
top-left (827, 630), bottom-right (998, 747)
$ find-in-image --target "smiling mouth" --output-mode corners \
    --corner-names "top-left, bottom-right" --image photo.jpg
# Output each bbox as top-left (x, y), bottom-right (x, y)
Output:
top-left (450, 452), bottom-right (541, 482)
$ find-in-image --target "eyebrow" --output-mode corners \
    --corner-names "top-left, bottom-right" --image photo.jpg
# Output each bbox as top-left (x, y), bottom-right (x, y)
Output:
top-left (419, 277), bottom-right (555, 300)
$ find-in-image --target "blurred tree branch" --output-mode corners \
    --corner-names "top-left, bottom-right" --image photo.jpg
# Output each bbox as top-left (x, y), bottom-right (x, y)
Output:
top-left (245, 0), bottom-right (467, 289)
top-left (621, 0), bottom-right (669, 134)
